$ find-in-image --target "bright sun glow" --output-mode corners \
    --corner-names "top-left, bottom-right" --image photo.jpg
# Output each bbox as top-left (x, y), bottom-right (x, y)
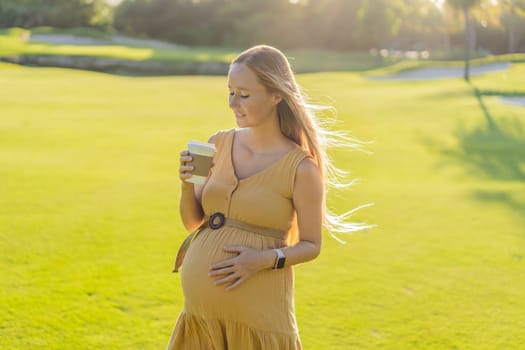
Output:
top-left (103, 0), bottom-right (498, 9)
top-left (429, 0), bottom-right (445, 9)
top-left (105, 0), bottom-right (122, 6)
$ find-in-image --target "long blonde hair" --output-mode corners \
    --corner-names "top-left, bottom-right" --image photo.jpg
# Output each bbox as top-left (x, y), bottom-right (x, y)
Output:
top-left (232, 45), bottom-right (372, 243)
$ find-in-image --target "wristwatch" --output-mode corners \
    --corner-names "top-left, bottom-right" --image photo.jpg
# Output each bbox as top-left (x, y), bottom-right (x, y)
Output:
top-left (273, 248), bottom-right (286, 269)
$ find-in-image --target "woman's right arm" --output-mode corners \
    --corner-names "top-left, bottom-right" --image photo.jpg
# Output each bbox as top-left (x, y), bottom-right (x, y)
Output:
top-left (178, 133), bottom-right (217, 232)
top-left (179, 150), bottom-right (205, 232)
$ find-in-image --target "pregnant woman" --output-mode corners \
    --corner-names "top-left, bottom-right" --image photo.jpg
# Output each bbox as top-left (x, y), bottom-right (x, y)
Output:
top-left (167, 45), bottom-right (360, 350)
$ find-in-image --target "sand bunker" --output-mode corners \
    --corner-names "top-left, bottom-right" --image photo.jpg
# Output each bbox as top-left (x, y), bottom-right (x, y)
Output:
top-left (499, 96), bottom-right (525, 107)
top-left (29, 33), bottom-right (183, 49)
top-left (372, 62), bottom-right (511, 81)
top-left (371, 61), bottom-right (524, 108)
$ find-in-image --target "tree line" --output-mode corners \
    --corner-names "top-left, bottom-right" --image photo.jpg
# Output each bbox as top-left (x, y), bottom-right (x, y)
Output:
top-left (1, 0), bottom-right (524, 53)
top-left (0, 0), bottom-right (110, 29)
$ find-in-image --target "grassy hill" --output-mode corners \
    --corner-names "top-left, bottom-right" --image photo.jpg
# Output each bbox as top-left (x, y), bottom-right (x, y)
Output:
top-left (1, 59), bottom-right (524, 349)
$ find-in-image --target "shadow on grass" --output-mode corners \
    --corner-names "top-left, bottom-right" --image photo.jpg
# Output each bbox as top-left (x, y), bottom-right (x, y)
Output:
top-left (472, 190), bottom-right (524, 213)
top-left (442, 84), bottom-right (525, 221)
top-left (457, 86), bottom-right (525, 181)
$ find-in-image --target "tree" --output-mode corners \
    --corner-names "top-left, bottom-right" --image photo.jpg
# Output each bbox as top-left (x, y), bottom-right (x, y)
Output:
top-left (446, 0), bottom-right (482, 81)
top-left (354, 0), bottom-right (403, 50)
top-left (397, 0), bottom-right (445, 50)
top-left (499, 0), bottom-right (525, 53)
top-left (0, 0), bottom-right (108, 28)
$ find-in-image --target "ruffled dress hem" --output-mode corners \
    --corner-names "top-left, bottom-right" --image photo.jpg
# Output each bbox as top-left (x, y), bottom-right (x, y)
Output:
top-left (166, 311), bottom-right (301, 350)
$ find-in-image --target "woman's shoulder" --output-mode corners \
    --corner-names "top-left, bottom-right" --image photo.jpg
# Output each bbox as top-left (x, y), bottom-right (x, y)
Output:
top-left (293, 156), bottom-right (322, 196)
top-left (296, 156), bottom-right (320, 177)
top-left (208, 128), bottom-right (236, 144)
top-left (288, 145), bottom-right (313, 166)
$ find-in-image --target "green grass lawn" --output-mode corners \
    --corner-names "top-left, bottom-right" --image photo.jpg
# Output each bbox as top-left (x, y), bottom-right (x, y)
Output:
top-left (0, 27), bottom-right (400, 72)
top-left (1, 60), bottom-right (525, 349)
top-left (0, 27), bottom-right (239, 63)
top-left (3, 27), bottom-right (525, 75)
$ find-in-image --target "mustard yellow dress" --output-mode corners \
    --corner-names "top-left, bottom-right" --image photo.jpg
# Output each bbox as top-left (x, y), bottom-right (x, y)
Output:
top-left (167, 129), bottom-right (308, 350)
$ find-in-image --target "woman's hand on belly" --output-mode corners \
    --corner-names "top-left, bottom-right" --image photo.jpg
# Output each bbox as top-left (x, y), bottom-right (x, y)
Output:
top-left (208, 245), bottom-right (276, 291)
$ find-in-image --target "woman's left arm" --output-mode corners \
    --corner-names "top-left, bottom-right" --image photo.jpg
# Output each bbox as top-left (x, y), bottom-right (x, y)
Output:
top-left (279, 157), bottom-right (323, 265)
top-left (209, 158), bottom-right (323, 290)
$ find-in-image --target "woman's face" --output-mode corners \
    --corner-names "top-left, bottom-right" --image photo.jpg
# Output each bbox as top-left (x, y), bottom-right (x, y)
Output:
top-left (227, 63), bottom-right (281, 128)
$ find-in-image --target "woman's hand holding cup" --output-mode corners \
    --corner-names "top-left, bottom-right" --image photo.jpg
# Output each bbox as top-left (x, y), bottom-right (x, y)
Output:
top-left (179, 150), bottom-right (194, 183)
top-left (183, 141), bottom-right (216, 184)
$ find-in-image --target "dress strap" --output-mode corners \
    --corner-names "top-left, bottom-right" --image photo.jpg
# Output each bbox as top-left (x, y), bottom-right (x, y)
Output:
top-left (210, 128), bottom-right (235, 150)
top-left (286, 148), bottom-right (311, 192)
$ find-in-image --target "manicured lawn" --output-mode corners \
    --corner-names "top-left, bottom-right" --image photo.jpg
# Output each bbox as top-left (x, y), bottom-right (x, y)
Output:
top-left (1, 61), bottom-right (524, 349)
top-left (3, 27), bottom-right (525, 74)
top-left (0, 27), bottom-right (397, 71)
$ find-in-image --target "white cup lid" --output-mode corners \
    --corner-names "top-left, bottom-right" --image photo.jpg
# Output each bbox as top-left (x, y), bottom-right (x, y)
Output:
top-left (188, 140), bottom-right (216, 155)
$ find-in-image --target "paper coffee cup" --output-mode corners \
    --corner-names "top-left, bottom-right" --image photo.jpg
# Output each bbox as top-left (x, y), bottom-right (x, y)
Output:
top-left (186, 140), bottom-right (216, 184)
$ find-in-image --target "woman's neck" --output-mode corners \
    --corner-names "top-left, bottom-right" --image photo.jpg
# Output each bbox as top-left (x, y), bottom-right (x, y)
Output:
top-left (241, 121), bottom-right (290, 154)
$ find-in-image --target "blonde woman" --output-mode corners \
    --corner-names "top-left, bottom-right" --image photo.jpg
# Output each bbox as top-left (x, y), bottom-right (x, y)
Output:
top-left (167, 45), bottom-right (363, 349)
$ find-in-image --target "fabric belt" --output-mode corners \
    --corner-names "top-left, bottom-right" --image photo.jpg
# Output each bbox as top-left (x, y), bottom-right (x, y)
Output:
top-left (173, 212), bottom-right (286, 272)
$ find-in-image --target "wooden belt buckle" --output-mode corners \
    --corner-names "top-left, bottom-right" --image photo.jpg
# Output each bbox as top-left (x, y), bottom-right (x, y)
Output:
top-left (209, 212), bottom-right (225, 229)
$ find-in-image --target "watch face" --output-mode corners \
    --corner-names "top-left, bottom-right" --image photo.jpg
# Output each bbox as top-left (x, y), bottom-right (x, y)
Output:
top-left (276, 256), bottom-right (286, 269)
top-left (273, 249), bottom-right (286, 269)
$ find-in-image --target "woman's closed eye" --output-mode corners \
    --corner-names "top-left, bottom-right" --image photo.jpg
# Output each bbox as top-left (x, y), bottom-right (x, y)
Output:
top-left (229, 92), bottom-right (250, 99)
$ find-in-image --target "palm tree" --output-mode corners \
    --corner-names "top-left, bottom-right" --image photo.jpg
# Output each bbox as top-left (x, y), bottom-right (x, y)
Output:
top-left (447, 0), bottom-right (481, 81)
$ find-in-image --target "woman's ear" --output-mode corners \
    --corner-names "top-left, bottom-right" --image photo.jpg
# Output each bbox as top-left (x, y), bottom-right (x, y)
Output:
top-left (273, 94), bottom-right (282, 105)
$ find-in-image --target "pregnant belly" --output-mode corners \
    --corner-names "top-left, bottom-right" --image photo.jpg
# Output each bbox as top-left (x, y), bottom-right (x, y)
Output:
top-left (179, 227), bottom-right (289, 324)
top-left (180, 228), bottom-right (236, 303)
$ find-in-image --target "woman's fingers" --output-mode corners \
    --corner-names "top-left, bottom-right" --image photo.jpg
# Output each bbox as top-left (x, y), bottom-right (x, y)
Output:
top-left (180, 150), bottom-right (192, 163)
top-left (179, 150), bottom-right (194, 180)
top-left (180, 164), bottom-right (194, 173)
top-left (208, 246), bottom-right (262, 290)
top-left (180, 156), bottom-right (192, 163)
top-left (209, 257), bottom-right (236, 271)
top-left (225, 277), bottom-right (245, 291)
top-left (179, 165), bottom-right (193, 180)
top-left (212, 270), bottom-right (247, 291)
top-left (209, 266), bottom-right (235, 277)
top-left (213, 272), bottom-right (239, 286)
top-left (209, 259), bottom-right (243, 288)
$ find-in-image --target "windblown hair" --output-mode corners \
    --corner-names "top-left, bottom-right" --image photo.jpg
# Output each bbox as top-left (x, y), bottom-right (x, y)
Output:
top-left (231, 45), bottom-right (372, 244)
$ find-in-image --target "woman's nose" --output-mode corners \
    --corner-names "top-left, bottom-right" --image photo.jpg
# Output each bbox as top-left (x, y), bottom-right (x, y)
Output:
top-left (229, 95), bottom-right (239, 108)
